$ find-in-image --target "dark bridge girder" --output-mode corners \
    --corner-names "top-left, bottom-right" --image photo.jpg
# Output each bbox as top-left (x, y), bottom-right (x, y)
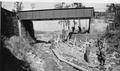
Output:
top-left (18, 7), bottom-right (94, 20)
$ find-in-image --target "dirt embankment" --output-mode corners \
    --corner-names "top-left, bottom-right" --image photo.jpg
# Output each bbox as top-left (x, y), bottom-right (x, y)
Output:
top-left (3, 33), bottom-right (100, 71)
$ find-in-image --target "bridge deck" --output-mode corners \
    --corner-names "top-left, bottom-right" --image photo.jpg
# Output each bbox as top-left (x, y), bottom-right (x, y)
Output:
top-left (18, 7), bottom-right (94, 20)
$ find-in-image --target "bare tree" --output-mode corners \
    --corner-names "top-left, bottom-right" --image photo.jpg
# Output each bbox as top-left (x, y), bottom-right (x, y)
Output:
top-left (14, 2), bottom-right (24, 12)
top-left (106, 3), bottom-right (120, 30)
top-left (55, 2), bottom-right (71, 31)
top-left (31, 3), bottom-right (35, 10)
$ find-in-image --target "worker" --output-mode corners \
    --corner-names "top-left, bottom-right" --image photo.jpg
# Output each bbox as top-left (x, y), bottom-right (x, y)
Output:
top-left (97, 40), bottom-right (106, 66)
top-left (67, 26), bottom-right (75, 40)
top-left (78, 26), bottom-right (82, 33)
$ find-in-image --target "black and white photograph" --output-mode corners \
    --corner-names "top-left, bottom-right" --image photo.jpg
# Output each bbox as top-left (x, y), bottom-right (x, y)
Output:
top-left (1, 1), bottom-right (120, 71)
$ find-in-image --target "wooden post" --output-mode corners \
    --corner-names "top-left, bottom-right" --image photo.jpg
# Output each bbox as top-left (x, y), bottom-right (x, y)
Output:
top-left (0, 2), bottom-right (1, 52)
top-left (79, 18), bottom-right (81, 27)
top-left (0, 2), bottom-right (1, 36)
top-left (88, 18), bottom-right (91, 33)
top-left (17, 17), bottom-right (22, 52)
top-left (0, 2), bottom-right (1, 41)
top-left (18, 20), bottom-right (22, 37)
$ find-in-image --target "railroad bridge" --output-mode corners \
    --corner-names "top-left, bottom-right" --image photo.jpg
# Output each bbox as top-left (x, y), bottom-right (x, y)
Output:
top-left (1, 6), bottom-right (94, 40)
top-left (19, 7), bottom-right (94, 38)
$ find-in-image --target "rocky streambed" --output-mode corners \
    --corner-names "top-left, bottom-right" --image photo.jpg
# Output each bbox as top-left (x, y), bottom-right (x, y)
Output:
top-left (4, 35), bottom-right (120, 71)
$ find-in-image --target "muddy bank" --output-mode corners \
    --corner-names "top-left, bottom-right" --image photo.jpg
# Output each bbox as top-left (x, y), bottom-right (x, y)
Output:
top-left (1, 44), bottom-right (29, 71)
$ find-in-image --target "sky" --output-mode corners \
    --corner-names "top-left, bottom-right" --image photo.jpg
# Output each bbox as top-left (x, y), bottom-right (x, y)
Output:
top-left (2, 2), bottom-right (107, 11)
top-left (2, 2), bottom-right (108, 31)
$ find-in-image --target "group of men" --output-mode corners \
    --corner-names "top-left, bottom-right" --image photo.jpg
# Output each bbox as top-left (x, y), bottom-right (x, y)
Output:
top-left (64, 26), bottom-right (89, 41)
